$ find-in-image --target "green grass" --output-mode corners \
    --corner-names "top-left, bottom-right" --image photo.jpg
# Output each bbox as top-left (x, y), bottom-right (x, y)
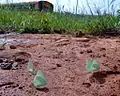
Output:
top-left (0, 8), bottom-right (120, 35)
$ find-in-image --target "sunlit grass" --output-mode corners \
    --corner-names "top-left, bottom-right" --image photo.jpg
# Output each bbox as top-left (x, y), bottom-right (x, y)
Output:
top-left (0, 0), bottom-right (120, 35)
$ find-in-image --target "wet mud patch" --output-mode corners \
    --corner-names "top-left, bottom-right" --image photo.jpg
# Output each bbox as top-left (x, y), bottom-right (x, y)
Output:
top-left (0, 57), bottom-right (17, 70)
top-left (0, 38), bottom-right (40, 45)
top-left (0, 37), bottom-right (40, 50)
top-left (0, 51), bottom-right (31, 70)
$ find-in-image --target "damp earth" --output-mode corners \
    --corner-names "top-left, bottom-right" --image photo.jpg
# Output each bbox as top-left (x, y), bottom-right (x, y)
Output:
top-left (0, 34), bottom-right (120, 96)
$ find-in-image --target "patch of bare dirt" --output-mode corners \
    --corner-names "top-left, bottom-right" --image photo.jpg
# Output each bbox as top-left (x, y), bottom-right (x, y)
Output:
top-left (0, 34), bottom-right (120, 96)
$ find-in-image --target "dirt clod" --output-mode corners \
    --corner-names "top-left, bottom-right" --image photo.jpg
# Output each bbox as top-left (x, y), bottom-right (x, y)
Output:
top-left (86, 49), bottom-right (93, 53)
top-left (10, 45), bottom-right (16, 49)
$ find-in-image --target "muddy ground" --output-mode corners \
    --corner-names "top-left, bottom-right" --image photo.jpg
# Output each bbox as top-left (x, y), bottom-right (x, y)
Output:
top-left (0, 34), bottom-right (120, 96)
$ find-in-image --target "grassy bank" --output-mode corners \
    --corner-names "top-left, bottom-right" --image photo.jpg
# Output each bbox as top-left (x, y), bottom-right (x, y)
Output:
top-left (0, 8), bottom-right (120, 35)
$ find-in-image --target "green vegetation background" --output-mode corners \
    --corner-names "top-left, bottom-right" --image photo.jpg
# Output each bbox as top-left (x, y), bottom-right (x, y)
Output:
top-left (0, 0), bottom-right (120, 35)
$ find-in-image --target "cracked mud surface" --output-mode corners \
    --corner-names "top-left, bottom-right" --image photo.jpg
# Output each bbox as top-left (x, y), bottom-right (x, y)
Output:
top-left (0, 34), bottom-right (120, 96)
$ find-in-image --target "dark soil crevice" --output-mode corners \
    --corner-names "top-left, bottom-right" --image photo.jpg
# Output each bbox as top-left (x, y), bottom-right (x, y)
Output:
top-left (36, 87), bottom-right (49, 93)
top-left (89, 71), bottom-right (120, 84)
top-left (0, 82), bottom-right (14, 87)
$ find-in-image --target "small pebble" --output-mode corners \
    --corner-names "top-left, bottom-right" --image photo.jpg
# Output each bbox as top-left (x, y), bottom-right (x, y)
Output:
top-left (12, 62), bottom-right (19, 70)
